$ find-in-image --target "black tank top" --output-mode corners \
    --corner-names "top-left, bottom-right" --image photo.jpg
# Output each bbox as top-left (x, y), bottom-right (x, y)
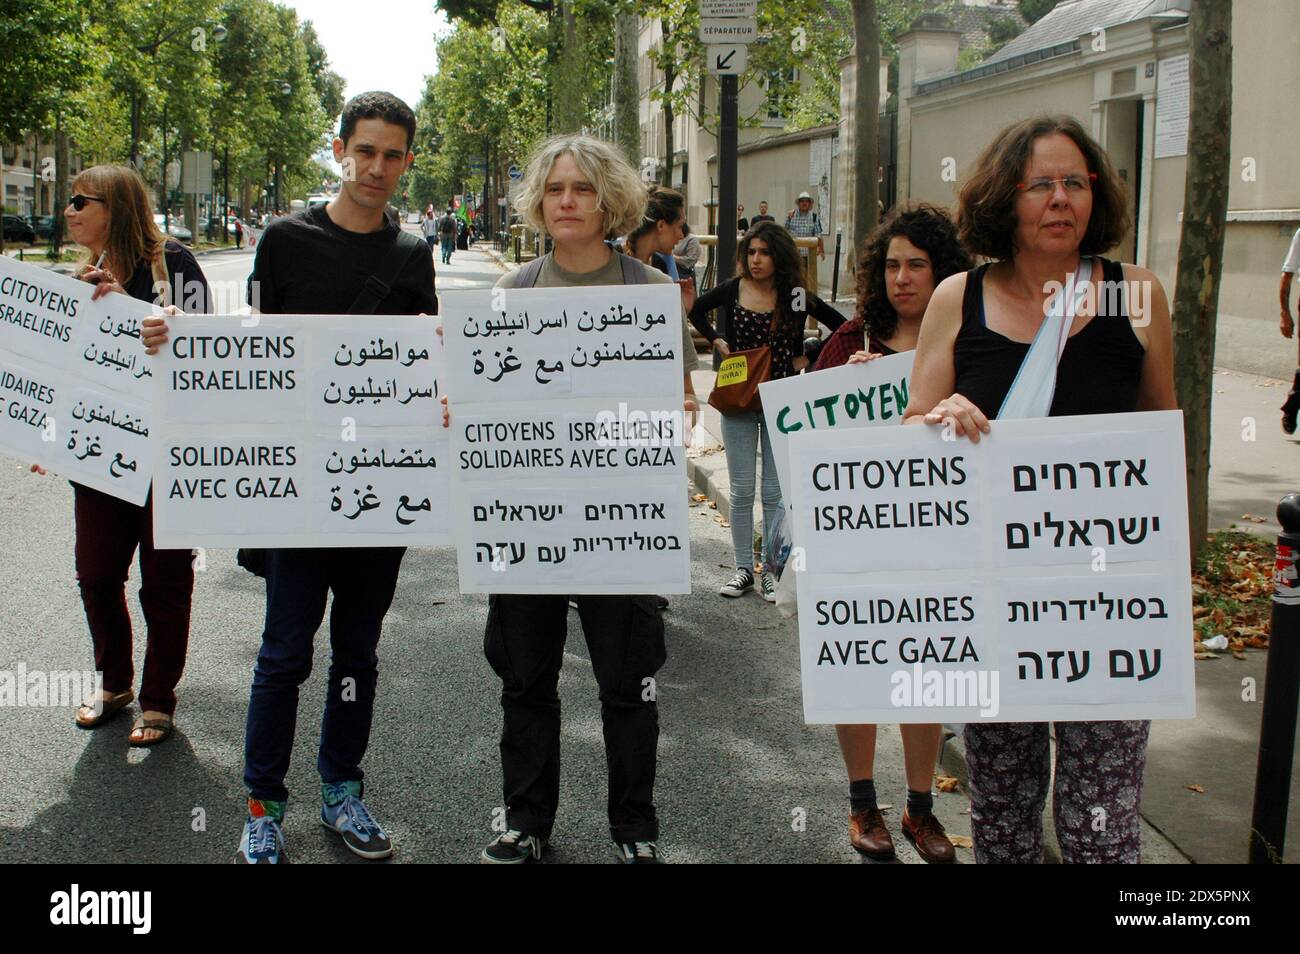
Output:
top-left (953, 257), bottom-right (1145, 419)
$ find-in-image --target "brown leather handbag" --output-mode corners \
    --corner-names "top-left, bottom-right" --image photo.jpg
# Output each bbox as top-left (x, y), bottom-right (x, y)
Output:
top-left (707, 345), bottom-right (771, 415)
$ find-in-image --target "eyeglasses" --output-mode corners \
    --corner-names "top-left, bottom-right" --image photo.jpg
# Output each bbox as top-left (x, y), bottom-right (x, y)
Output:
top-left (69, 194), bottom-right (106, 211)
top-left (1015, 173), bottom-right (1096, 196)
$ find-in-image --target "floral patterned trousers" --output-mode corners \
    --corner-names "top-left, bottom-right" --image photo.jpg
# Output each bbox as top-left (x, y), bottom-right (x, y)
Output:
top-left (963, 720), bottom-right (1150, 863)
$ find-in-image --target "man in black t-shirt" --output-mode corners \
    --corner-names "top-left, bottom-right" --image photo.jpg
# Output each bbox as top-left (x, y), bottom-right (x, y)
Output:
top-left (146, 90), bottom-right (435, 865)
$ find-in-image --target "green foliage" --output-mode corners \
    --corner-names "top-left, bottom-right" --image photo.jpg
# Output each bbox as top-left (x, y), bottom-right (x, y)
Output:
top-left (2, 0), bottom-right (342, 216)
top-left (1018, 0), bottom-right (1057, 25)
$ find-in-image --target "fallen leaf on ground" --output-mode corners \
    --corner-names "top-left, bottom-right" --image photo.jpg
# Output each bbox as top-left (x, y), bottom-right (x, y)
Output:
top-left (947, 834), bottom-right (973, 848)
top-left (719, 521), bottom-right (730, 528)
top-left (1233, 651), bottom-right (1248, 660)
top-left (1194, 652), bottom-right (1219, 660)
top-left (708, 500), bottom-right (717, 509)
top-left (1186, 784), bottom-right (1205, 794)
top-left (935, 775), bottom-right (960, 793)
top-left (877, 803), bottom-right (893, 812)
top-left (691, 493), bottom-right (707, 502)
top-left (1192, 605), bottom-right (1210, 618)
top-left (1240, 514), bottom-right (1268, 523)
top-left (1193, 641), bottom-right (1207, 652)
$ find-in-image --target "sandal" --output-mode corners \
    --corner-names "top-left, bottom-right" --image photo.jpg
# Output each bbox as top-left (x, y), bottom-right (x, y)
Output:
top-left (75, 688), bottom-right (135, 729)
top-left (129, 712), bottom-right (174, 747)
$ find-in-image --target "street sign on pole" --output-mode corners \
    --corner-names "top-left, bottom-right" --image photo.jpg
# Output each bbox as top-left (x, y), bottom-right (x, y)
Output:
top-left (707, 44), bottom-right (747, 75)
top-left (699, 18), bottom-right (757, 43)
top-left (507, 164), bottom-right (522, 181)
top-left (699, 0), bottom-right (756, 15)
top-left (181, 151), bottom-right (213, 194)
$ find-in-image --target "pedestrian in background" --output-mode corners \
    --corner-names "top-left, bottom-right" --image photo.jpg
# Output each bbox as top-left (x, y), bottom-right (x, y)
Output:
top-left (421, 206), bottom-right (439, 256)
top-left (1277, 225), bottom-right (1300, 433)
top-left (785, 191), bottom-right (825, 262)
top-left (439, 205), bottom-right (456, 264)
top-left (750, 201), bottom-right (775, 226)
top-left (689, 221), bottom-right (844, 601)
top-left (903, 115), bottom-right (1175, 864)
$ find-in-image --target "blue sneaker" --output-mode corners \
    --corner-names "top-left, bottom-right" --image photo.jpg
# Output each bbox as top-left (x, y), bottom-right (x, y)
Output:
top-left (320, 781), bottom-right (393, 859)
top-left (235, 799), bottom-right (287, 864)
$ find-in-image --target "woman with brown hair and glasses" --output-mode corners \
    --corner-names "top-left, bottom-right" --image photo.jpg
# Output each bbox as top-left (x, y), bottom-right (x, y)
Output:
top-left (44, 164), bottom-right (211, 745)
top-left (688, 221), bottom-right (845, 601)
top-left (903, 116), bottom-right (1176, 863)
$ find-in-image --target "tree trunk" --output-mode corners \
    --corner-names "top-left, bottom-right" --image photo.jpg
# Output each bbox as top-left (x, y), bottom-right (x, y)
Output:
top-left (661, 18), bottom-right (675, 187)
top-left (50, 116), bottom-right (68, 259)
top-left (551, 0), bottom-right (584, 133)
top-left (1171, 0), bottom-right (1232, 561)
top-left (613, 7), bottom-right (640, 166)
top-left (851, 0), bottom-right (880, 259)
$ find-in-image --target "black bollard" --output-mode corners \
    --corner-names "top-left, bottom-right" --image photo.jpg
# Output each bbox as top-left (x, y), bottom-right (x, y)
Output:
top-left (1248, 492), bottom-right (1300, 862)
top-left (831, 230), bottom-right (842, 302)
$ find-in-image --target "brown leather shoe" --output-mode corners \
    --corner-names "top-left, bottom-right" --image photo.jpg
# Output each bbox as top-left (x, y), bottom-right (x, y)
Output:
top-left (849, 806), bottom-right (895, 859)
top-left (901, 810), bottom-right (956, 864)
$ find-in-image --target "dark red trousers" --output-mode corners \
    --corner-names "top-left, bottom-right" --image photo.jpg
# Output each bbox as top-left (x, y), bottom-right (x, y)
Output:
top-left (73, 484), bottom-right (194, 715)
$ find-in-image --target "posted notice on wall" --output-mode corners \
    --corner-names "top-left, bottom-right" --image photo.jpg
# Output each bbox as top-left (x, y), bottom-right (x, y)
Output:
top-left (759, 350), bottom-right (913, 505)
top-left (787, 410), bottom-right (1194, 724)
top-left (0, 255), bottom-right (154, 504)
top-left (1154, 54), bottom-right (1190, 159)
top-left (152, 315), bottom-right (450, 548)
top-left (441, 283), bottom-right (691, 594)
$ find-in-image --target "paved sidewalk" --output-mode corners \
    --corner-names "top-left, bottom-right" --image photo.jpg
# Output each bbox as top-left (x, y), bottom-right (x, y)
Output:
top-left (687, 364), bottom-right (1300, 864)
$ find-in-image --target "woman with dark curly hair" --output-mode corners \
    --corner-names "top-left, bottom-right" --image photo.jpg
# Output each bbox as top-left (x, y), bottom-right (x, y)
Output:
top-left (814, 202), bottom-right (971, 368)
top-left (903, 115), bottom-right (1176, 864)
top-left (811, 202), bottom-right (971, 863)
top-left (689, 221), bottom-right (845, 600)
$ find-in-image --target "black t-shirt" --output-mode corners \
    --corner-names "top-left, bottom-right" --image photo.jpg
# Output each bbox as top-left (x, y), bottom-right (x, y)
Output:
top-left (123, 240), bottom-right (212, 312)
top-left (750, 214), bottom-right (775, 226)
top-left (953, 257), bottom-right (1145, 419)
top-left (247, 204), bottom-right (437, 315)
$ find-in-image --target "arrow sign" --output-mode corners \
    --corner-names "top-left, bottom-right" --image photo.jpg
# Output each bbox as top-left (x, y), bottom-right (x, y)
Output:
top-left (707, 44), bottom-right (746, 75)
top-left (699, 18), bottom-right (757, 43)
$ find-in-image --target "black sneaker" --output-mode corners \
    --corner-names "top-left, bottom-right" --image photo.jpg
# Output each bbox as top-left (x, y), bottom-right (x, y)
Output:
top-left (719, 568), bottom-right (754, 597)
top-left (481, 829), bottom-right (547, 864)
top-left (615, 840), bottom-right (663, 864)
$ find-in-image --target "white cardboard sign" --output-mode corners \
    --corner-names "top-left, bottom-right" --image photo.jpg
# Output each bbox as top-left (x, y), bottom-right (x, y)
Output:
top-left (788, 411), bottom-right (1195, 724)
top-left (0, 255), bottom-right (155, 504)
top-left (441, 285), bottom-right (691, 594)
top-left (152, 314), bottom-right (451, 547)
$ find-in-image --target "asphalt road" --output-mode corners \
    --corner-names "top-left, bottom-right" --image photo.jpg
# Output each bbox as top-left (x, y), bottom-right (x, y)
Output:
top-left (0, 244), bottom-right (970, 864)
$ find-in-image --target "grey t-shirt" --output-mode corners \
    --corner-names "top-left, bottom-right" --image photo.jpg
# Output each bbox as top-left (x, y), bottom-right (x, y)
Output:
top-left (495, 251), bottom-right (699, 373)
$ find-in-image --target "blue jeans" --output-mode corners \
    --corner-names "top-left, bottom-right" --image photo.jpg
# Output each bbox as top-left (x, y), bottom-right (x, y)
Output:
top-left (243, 546), bottom-right (405, 803)
top-left (440, 235), bottom-right (454, 262)
top-left (720, 409), bottom-right (782, 571)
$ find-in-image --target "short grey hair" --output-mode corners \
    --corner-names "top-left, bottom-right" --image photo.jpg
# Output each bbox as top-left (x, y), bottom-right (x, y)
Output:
top-left (511, 133), bottom-right (646, 239)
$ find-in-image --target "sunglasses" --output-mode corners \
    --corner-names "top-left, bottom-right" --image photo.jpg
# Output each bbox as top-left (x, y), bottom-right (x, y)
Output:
top-left (69, 194), bottom-right (106, 211)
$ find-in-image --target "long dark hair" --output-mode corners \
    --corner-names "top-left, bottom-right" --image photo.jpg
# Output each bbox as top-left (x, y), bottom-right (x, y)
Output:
top-left (738, 221), bottom-right (805, 332)
top-left (627, 185), bottom-right (684, 247)
top-left (856, 202), bottom-right (972, 340)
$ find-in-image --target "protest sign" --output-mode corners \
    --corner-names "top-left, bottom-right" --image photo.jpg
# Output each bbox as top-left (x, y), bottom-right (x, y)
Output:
top-left (441, 284), bottom-right (691, 594)
top-left (759, 350), bottom-right (912, 504)
top-left (152, 315), bottom-right (450, 547)
top-left (0, 256), bottom-right (154, 504)
top-left (788, 410), bottom-right (1195, 724)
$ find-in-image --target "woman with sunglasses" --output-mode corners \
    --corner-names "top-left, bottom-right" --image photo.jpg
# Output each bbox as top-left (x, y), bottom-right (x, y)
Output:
top-left (903, 116), bottom-right (1175, 863)
top-left (48, 165), bottom-right (211, 745)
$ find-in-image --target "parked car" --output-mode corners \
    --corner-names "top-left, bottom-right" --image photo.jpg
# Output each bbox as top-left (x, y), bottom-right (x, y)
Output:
top-left (3, 214), bottom-right (35, 243)
top-left (32, 215), bottom-right (56, 240)
top-left (153, 213), bottom-right (193, 242)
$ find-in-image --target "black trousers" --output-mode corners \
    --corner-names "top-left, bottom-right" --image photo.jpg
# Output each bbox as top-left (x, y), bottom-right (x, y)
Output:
top-left (485, 594), bottom-right (667, 843)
